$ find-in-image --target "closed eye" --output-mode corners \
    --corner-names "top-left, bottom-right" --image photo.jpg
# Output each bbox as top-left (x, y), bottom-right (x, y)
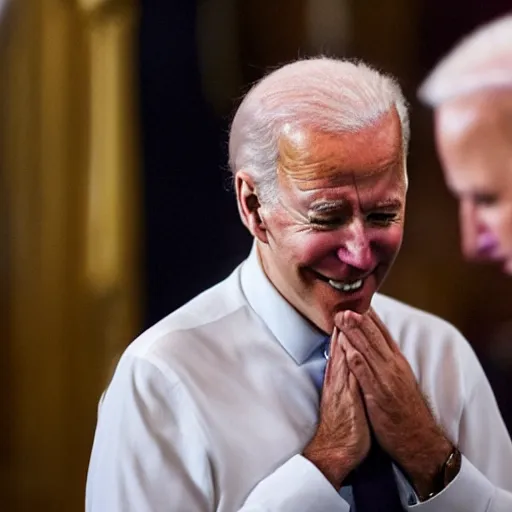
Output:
top-left (309, 212), bottom-right (399, 229)
top-left (366, 212), bottom-right (399, 226)
top-left (308, 216), bottom-right (347, 230)
top-left (473, 193), bottom-right (499, 207)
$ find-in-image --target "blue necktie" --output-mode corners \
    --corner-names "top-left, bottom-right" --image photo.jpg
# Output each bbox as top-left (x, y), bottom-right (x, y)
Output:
top-left (308, 338), bottom-right (405, 512)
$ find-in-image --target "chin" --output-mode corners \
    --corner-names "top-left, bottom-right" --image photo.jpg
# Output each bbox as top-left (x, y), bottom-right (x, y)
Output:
top-left (336, 296), bottom-right (372, 316)
top-left (314, 298), bottom-right (372, 334)
top-left (313, 289), bottom-right (376, 332)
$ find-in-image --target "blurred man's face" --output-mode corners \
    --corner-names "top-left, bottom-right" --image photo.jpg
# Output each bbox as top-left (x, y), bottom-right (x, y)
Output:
top-left (435, 91), bottom-right (512, 274)
top-left (257, 109), bottom-right (406, 334)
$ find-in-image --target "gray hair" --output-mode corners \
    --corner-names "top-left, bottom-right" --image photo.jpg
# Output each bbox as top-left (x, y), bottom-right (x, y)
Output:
top-left (419, 15), bottom-right (512, 107)
top-left (228, 56), bottom-right (409, 204)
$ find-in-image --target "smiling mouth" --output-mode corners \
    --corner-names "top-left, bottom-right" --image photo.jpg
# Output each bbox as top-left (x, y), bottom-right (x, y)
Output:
top-left (312, 270), bottom-right (367, 293)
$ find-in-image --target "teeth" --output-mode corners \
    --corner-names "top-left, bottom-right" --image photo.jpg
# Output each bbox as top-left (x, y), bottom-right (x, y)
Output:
top-left (328, 279), bottom-right (363, 292)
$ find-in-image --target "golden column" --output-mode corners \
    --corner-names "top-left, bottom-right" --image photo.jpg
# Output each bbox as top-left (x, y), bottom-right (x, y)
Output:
top-left (0, 0), bottom-right (140, 509)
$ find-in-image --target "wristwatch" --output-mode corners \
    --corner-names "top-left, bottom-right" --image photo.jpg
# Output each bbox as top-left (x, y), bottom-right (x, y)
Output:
top-left (442, 446), bottom-right (462, 487)
top-left (421, 446), bottom-right (462, 501)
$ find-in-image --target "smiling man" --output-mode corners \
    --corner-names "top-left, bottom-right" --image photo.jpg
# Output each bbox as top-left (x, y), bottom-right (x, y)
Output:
top-left (86, 57), bottom-right (512, 511)
top-left (248, 111), bottom-right (405, 328)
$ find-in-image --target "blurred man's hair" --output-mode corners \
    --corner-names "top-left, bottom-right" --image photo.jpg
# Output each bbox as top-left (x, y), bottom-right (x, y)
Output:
top-left (419, 15), bottom-right (512, 107)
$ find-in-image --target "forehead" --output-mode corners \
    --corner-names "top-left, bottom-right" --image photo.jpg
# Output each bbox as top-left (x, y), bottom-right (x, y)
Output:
top-left (277, 109), bottom-right (404, 189)
top-left (276, 109), bottom-right (406, 201)
top-left (435, 92), bottom-right (512, 190)
top-left (436, 91), bottom-right (512, 149)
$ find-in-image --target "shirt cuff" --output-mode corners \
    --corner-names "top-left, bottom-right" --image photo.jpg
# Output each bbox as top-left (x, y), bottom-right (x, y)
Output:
top-left (393, 464), bottom-right (419, 507)
top-left (406, 455), bottom-right (495, 511)
top-left (241, 454), bottom-right (349, 511)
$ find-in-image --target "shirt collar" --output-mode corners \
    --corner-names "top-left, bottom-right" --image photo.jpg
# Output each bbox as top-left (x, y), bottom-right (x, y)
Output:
top-left (240, 242), bottom-right (327, 364)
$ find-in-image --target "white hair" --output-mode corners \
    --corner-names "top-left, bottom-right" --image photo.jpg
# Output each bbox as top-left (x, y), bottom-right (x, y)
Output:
top-left (228, 57), bottom-right (409, 203)
top-left (419, 15), bottom-right (512, 107)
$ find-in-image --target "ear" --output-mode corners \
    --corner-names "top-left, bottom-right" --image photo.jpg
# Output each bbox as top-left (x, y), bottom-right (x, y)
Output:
top-left (235, 171), bottom-right (269, 243)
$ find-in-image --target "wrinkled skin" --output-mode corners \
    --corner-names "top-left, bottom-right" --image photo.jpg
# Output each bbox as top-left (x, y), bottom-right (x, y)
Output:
top-left (237, 109), bottom-right (406, 335)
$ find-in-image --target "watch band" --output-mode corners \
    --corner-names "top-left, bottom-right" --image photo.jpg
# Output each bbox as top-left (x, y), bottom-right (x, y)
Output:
top-left (420, 446), bottom-right (462, 502)
top-left (443, 446), bottom-right (462, 487)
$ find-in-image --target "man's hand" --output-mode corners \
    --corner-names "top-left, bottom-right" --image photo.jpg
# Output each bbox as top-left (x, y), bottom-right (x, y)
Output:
top-left (303, 325), bottom-right (370, 489)
top-left (339, 309), bottom-right (454, 499)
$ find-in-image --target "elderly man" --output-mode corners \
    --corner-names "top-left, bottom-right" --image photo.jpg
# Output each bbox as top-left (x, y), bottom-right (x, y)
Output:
top-left (419, 15), bottom-right (512, 273)
top-left (86, 57), bottom-right (512, 511)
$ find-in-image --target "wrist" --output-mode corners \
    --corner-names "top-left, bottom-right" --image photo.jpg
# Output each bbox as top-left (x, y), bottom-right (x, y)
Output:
top-left (303, 443), bottom-right (357, 489)
top-left (408, 438), bottom-right (458, 501)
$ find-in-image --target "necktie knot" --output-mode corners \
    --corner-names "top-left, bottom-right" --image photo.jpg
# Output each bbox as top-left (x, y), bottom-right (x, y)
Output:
top-left (307, 337), bottom-right (330, 392)
top-left (323, 338), bottom-right (330, 360)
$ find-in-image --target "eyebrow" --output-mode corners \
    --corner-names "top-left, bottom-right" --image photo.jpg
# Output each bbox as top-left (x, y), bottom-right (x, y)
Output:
top-left (309, 198), bottom-right (403, 214)
top-left (309, 200), bottom-right (346, 213)
top-left (368, 198), bottom-right (403, 210)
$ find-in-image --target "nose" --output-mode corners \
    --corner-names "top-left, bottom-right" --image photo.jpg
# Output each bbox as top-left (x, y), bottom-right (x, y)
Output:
top-left (336, 219), bottom-right (375, 271)
top-left (459, 200), bottom-right (498, 260)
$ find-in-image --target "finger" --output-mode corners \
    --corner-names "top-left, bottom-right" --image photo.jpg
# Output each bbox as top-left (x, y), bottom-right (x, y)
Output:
top-left (342, 310), bottom-right (362, 328)
top-left (368, 308), bottom-right (399, 353)
top-left (348, 370), bottom-right (363, 398)
top-left (328, 325), bottom-right (340, 360)
top-left (345, 340), bottom-right (376, 397)
top-left (341, 310), bottom-right (388, 367)
top-left (324, 326), bottom-right (346, 386)
top-left (347, 310), bottom-right (392, 361)
top-left (340, 321), bottom-right (380, 368)
top-left (324, 326), bottom-right (339, 377)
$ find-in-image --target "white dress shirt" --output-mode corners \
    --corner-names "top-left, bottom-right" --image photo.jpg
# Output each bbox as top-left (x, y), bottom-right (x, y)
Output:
top-left (86, 244), bottom-right (512, 511)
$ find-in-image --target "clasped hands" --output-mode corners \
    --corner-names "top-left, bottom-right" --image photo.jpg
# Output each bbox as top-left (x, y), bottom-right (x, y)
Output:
top-left (303, 309), bottom-right (453, 498)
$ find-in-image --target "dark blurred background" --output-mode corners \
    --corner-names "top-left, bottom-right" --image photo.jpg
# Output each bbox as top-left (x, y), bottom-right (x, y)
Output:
top-left (1, 0), bottom-right (511, 510)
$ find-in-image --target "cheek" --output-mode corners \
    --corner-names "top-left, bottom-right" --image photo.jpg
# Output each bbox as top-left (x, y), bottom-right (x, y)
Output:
top-left (270, 230), bottom-right (342, 269)
top-left (371, 225), bottom-right (404, 256)
top-left (266, 216), bottom-right (321, 267)
top-left (279, 232), bottom-right (330, 265)
top-left (281, 225), bottom-right (404, 266)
